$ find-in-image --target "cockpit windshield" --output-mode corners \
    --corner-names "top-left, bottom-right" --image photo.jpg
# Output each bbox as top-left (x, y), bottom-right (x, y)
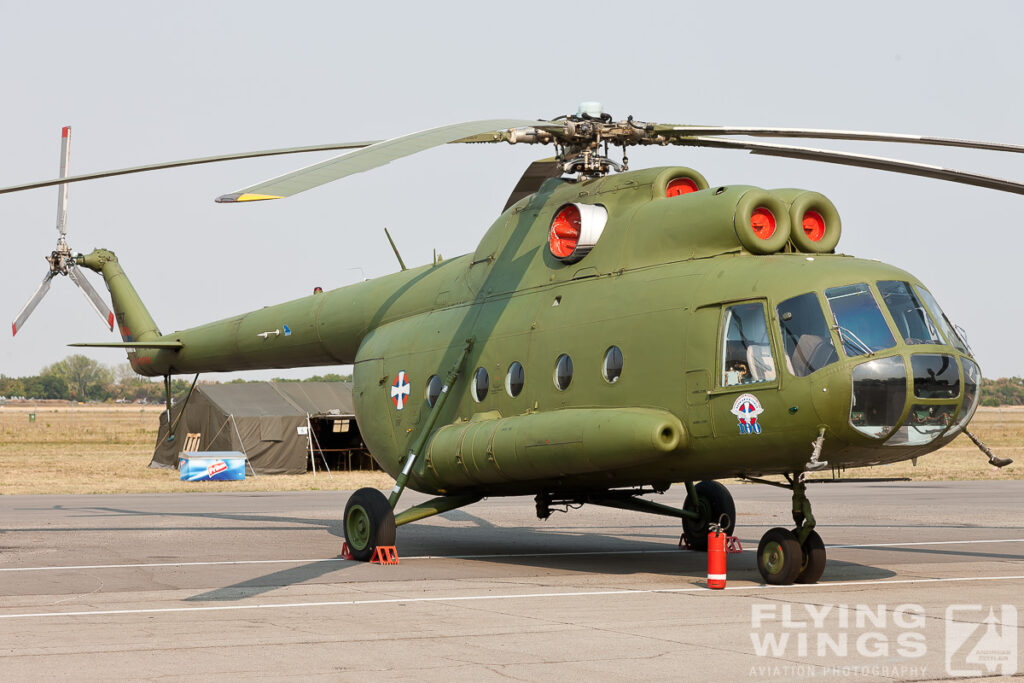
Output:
top-left (877, 281), bottom-right (942, 345)
top-left (825, 283), bottom-right (896, 357)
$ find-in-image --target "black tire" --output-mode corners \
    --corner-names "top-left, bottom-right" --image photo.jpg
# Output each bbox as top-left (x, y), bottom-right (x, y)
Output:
top-left (795, 529), bottom-right (826, 584)
top-left (682, 480), bottom-right (736, 551)
top-left (343, 487), bottom-right (397, 562)
top-left (757, 527), bottom-right (802, 585)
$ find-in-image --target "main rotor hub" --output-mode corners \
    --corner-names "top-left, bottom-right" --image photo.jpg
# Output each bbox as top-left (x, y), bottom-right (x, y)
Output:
top-left (503, 106), bottom-right (665, 178)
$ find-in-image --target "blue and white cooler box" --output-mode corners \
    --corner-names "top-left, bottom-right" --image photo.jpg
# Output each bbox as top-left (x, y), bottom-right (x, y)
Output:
top-left (180, 452), bottom-right (247, 481)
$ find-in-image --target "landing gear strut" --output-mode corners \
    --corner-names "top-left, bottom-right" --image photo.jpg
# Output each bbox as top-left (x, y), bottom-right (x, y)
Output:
top-left (745, 473), bottom-right (826, 585)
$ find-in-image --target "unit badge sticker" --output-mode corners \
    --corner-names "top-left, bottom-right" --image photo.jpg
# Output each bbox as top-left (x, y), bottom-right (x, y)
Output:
top-left (731, 393), bottom-right (764, 434)
top-left (391, 370), bottom-right (411, 410)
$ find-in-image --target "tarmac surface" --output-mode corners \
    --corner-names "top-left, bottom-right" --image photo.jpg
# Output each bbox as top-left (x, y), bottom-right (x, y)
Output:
top-left (2, 480), bottom-right (1023, 681)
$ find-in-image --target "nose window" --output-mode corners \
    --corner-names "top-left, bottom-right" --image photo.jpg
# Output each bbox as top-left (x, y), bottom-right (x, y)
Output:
top-left (850, 357), bottom-right (907, 438)
top-left (825, 283), bottom-right (896, 357)
top-left (954, 358), bottom-right (981, 430)
top-left (884, 405), bottom-right (958, 447)
top-left (911, 354), bottom-right (960, 399)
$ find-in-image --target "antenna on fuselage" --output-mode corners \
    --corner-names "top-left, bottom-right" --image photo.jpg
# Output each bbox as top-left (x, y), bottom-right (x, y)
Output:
top-left (384, 227), bottom-right (407, 271)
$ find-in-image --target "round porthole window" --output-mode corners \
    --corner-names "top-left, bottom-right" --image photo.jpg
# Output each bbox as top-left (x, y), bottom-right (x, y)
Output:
top-left (425, 375), bottom-right (442, 407)
top-left (603, 346), bottom-right (623, 383)
top-left (554, 354), bottom-right (573, 391)
top-left (472, 367), bottom-right (489, 402)
top-left (505, 361), bottom-right (525, 397)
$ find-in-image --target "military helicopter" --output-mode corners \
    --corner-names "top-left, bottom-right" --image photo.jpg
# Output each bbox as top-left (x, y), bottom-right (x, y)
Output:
top-left (3, 102), bottom-right (1020, 586)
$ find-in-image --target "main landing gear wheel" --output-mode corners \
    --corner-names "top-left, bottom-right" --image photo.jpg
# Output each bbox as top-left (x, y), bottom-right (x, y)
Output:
top-left (682, 480), bottom-right (736, 551)
top-left (795, 529), bottom-right (826, 584)
top-left (343, 487), bottom-right (396, 562)
top-left (757, 527), bottom-right (802, 585)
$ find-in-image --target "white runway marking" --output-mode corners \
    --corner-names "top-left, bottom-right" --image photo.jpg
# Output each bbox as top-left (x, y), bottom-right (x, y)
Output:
top-left (3, 537), bottom-right (1023, 573)
top-left (828, 538), bottom-right (1024, 549)
top-left (2, 574), bottom-right (1024, 620)
top-left (0, 558), bottom-right (347, 572)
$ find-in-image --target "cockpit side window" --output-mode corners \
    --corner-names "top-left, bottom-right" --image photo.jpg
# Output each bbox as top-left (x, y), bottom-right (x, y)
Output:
top-left (720, 302), bottom-right (777, 387)
top-left (777, 293), bottom-right (839, 376)
top-left (877, 280), bottom-right (943, 345)
top-left (913, 285), bottom-right (970, 354)
top-left (825, 283), bottom-right (896, 357)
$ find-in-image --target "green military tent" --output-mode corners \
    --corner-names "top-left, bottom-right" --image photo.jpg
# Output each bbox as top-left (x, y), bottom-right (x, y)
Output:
top-left (150, 381), bottom-right (359, 474)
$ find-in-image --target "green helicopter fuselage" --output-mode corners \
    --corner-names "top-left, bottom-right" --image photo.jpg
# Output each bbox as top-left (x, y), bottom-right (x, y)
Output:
top-left (78, 165), bottom-right (979, 496)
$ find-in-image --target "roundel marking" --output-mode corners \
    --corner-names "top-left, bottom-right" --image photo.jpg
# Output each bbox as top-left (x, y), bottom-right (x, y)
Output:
top-left (391, 370), bottom-right (411, 410)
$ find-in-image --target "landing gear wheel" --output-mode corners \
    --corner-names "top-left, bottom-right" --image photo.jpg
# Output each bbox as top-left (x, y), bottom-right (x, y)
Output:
top-left (344, 487), bottom-right (396, 562)
top-left (757, 527), bottom-right (802, 585)
top-left (682, 480), bottom-right (736, 551)
top-left (794, 529), bottom-right (826, 584)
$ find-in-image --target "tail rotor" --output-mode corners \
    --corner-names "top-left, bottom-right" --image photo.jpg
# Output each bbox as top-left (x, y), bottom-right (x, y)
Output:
top-left (11, 126), bottom-right (115, 337)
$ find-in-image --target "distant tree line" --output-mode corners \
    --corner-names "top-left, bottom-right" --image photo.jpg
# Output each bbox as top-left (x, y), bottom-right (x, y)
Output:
top-left (0, 355), bottom-right (352, 403)
top-left (225, 372), bottom-right (352, 384)
top-left (981, 377), bottom-right (1024, 407)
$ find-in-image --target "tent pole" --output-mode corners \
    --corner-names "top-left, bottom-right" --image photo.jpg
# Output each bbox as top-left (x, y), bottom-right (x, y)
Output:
top-left (163, 375), bottom-right (174, 442)
top-left (230, 414), bottom-right (257, 478)
top-left (306, 414), bottom-right (316, 476)
top-left (308, 415), bottom-right (331, 478)
top-left (167, 373), bottom-right (200, 436)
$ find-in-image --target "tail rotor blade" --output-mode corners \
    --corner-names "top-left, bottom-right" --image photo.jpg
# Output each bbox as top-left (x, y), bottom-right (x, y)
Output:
top-left (67, 266), bottom-right (115, 332)
top-left (12, 272), bottom-right (56, 336)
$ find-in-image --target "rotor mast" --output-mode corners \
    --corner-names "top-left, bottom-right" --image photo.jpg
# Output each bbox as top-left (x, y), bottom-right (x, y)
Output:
top-left (462, 102), bottom-right (664, 178)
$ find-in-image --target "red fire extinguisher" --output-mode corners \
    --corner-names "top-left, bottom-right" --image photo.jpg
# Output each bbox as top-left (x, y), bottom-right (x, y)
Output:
top-left (707, 523), bottom-right (727, 590)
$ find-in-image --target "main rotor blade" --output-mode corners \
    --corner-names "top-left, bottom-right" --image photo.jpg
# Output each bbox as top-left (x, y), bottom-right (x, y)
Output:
top-left (0, 141), bottom-right (381, 196)
top-left (678, 137), bottom-right (1024, 195)
top-left (67, 265), bottom-right (115, 332)
top-left (216, 119), bottom-right (546, 202)
top-left (56, 126), bottom-right (71, 237)
top-left (661, 126), bottom-right (1024, 154)
top-left (12, 271), bottom-right (56, 336)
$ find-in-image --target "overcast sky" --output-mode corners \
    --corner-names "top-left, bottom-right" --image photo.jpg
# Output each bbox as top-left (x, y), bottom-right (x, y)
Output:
top-left (1, 1), bottom-right (1022, 381)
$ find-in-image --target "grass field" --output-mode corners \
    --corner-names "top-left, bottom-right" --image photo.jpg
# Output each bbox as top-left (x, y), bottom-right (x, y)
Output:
top-left (0, 404), bottom-right (1020, 496)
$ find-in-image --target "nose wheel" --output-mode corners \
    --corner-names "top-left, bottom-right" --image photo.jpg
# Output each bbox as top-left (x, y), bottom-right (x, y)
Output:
top-left (794, 528), bottom-right (826, 584)
top-left (757, 527), bottom-right (803, 584)
top-left (747, 473), bottom-right (827, 585)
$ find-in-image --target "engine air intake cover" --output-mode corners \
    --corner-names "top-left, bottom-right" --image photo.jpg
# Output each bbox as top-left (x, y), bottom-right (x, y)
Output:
top-left (771, 189), bottom-right (843, 253)
top-left (733, 189), bottom-right (791, 254)
top-left (548, 203), bottom-right (608, 263)
top-left (656, 167), bottom-right (709, 198)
